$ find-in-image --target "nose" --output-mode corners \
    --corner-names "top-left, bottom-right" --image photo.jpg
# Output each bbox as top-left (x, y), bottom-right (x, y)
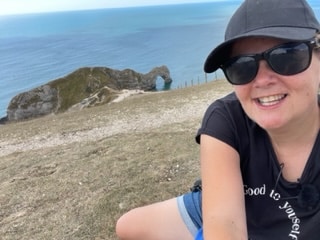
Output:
top-left (252, 60), bottom-right (277, 87)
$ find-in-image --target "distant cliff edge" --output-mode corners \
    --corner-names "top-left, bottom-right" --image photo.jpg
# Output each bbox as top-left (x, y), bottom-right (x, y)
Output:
top-left (4, 66), bottom-right (172, 122)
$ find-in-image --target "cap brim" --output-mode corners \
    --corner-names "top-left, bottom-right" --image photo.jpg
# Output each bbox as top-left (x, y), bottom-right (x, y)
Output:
top-left (204, 27), bottom-right (317, 73)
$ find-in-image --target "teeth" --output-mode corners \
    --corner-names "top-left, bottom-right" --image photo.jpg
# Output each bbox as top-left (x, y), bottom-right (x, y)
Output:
top-left (258, 94), bottom-right (286, 106)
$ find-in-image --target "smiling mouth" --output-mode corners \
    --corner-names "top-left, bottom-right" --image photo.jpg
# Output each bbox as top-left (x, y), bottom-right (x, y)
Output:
top-left (257, 94), bottom-right (287, 106)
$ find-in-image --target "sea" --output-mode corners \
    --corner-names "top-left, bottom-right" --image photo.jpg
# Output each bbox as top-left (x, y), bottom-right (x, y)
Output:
top-left (1, 0), bottom-right (320, 118)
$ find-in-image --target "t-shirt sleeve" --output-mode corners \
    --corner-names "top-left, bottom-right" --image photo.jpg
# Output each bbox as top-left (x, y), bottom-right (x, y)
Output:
top-left (195, 93), bottom-right (244, 152)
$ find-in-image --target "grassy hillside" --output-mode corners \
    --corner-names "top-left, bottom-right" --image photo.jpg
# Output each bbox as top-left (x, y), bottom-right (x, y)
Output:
top-left (0, 80), bottom-right (232, 240)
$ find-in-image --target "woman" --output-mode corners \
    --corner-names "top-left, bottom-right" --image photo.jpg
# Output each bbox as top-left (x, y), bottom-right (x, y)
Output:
top-left (116, 0), bottom-right (320, 239)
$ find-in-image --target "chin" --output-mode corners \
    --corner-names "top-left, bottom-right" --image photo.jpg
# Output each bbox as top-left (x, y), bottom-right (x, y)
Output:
top-left (255, 118), bottom-right (285, 131)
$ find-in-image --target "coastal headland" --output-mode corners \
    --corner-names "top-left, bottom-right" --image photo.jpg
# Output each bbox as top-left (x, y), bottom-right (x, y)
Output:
top-left (5, 66), bottom-right (172, 122)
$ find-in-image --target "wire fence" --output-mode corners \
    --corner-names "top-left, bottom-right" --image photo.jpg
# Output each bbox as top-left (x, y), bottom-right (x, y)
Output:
top-left (176, 72), bottom-right (220, 89)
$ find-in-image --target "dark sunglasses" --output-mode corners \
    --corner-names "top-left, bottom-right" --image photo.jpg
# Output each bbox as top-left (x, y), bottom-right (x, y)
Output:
top-left (220, 40), bottom-right (317, 85)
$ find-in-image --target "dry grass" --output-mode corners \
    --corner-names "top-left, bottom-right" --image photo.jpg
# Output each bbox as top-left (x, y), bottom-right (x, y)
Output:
top-left (0, 80), bottom-right (232, 240)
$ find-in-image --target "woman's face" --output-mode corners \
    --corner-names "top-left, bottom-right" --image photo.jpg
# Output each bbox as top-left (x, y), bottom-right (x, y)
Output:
top-left (232, 37), bottom-right (320, 131)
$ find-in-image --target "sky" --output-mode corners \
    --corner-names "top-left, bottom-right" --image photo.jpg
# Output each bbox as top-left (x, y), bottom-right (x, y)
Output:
top-left (0, 0), bottom-right (226, 16)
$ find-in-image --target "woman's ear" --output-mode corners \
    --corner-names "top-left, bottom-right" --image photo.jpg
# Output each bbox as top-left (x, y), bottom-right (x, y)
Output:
top-left (316, 33), bottom-right (320, 46)
top-left (312, 34), bottom-right (320, 61)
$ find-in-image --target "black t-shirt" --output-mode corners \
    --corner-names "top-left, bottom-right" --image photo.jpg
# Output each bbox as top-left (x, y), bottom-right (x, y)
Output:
top-left (196, 92), bottom-right (320, 240)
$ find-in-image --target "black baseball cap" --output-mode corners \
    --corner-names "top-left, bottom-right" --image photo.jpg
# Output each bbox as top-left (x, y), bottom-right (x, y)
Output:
top-left (204, 0), bottom-right (320, 73)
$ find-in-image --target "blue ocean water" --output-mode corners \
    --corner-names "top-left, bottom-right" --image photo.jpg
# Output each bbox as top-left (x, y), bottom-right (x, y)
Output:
top-left (0, 0), bottom-right (319, 117)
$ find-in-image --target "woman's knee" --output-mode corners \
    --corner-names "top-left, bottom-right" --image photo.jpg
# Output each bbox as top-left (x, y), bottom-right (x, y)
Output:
top-left (115, 198), bottom-right (193, 240)
top-left (116, 207), bottom-right (144, 240)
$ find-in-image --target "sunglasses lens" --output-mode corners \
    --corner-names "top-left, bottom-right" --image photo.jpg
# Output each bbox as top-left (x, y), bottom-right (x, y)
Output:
top-left (224, 56), bottom-right (258, 85)
top-left (222, 42), bottom-right (312, 85)
top-left (269, 43), bottom-right (311, 76)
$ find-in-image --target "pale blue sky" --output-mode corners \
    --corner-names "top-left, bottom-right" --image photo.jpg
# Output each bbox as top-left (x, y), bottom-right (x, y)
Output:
top-left (0, 0), bottom-right (227, 15)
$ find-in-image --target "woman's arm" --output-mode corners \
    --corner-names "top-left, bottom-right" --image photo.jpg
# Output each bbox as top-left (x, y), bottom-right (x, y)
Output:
top-left (200, 134), bottom-right (247, 240)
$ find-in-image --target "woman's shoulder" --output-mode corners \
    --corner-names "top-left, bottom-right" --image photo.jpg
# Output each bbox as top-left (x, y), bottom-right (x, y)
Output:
top-left (196, 92), bottom-right (252, 145)
top-left (205, 92), bottom-right (243, 116)
top-left (217, 91), bottom-right (239, 103)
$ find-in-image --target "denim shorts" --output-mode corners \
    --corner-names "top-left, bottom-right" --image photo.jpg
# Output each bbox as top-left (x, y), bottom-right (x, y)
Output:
top-left (177, 188), bottom-right (202, 237)
top-left (177, 183), bottom-right (251, 240)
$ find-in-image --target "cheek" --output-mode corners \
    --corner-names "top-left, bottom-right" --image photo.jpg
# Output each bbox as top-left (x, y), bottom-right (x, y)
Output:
top-left (234, 85), bottom-right (251, 102)
top-left (234, 85), bottom-right (255, 119)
